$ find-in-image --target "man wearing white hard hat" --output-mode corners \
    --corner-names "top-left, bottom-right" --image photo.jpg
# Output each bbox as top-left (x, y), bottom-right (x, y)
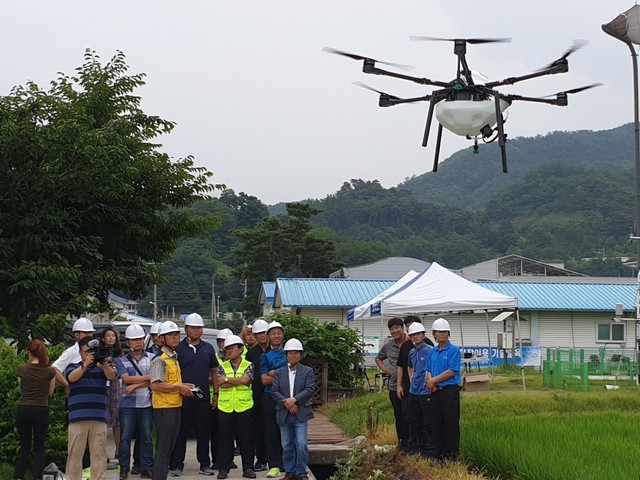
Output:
top-left (426, 318), bottom-right (461, 461)
top-left (53, 317), bottom-right (96, 396)
top-left (216, 335), bottom-right (256, 479)
top-left (116, 324), bottom-right (156, 478)
top-left (245, 319), bottom-right (270, 472)
top-left (169, 313), bottom-right (218, 477)
top-left (146, 322), bottom-right (163, 356)
top-left (215, 328), bottom-right (233, 363)
top-left (272, 339), bottom-right (315, 480)
top-left (149, 321), bottom-right (195, 480)
top-left (259, 321), bottom-right (287, 478)
top-left (406, 322), bottom-right (435, 458)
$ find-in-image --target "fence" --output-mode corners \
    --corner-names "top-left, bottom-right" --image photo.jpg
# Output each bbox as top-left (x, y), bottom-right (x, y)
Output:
top-left (543, 347), bottom-right (638, 391)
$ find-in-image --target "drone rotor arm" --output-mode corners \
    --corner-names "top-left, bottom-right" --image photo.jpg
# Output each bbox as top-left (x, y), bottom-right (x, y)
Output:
top-left (363, 65), bottom-right (453, 88)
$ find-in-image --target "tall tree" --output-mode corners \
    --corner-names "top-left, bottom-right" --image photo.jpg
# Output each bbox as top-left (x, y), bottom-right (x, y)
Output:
top-left (0, 50), bottom-right (222, 343)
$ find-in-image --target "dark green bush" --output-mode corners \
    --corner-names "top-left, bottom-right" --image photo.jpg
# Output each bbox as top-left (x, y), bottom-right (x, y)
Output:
top-left (265, 311), bottom-right (365, 387)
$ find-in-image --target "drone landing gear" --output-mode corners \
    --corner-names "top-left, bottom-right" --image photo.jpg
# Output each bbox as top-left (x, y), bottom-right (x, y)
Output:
top-left (472, 138), bottom-right (479, 154)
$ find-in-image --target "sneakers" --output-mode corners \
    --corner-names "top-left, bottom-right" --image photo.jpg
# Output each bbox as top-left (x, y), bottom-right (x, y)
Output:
top-left (266, 467), bottom-right (281, 478)
top-left (169, 468), bottom-right (183, 477)
top-left (200, 466), bottom-right (216, 476)
top-left (140, 472), bottom-right (152, 479)
top-left (253, 461), bottom-right (268, 472)
top-left (120, 471), bottom-right (128, 480)
top-left (243, 469), bottom-right (257, 479)
top-left (217, 471), bottom-right (228, 480)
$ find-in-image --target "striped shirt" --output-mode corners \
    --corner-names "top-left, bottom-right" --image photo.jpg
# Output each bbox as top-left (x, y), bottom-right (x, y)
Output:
top-left (65, 362), bottom-right (108, 423)
top-left (116, 351), bottom-right (155, 409)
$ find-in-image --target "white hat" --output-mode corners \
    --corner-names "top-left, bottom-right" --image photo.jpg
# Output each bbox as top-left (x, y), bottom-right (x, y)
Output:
top-left (284, 338), bottom-right (303, 352)
top-left (407, 323), bottom-right (426, 335)
top-left (125, 324), bottom-right (146, 340)
top-left (72, 317), bottom-right (95, 333)
top-left (252, 319), bottom-right (269, 334)
top-left (159, 321), bottom-right (180, 335)
top-left (149, 322), bottom-right (161, 335)
top-left (267, 321), bottom-right (284, 333)
top-left (224, 334), bottom-right (244, 349)
top-left (217, 328), bottom-right (233, 341)
top-left (431, 318), bottom-right (451, 332)
top-left (184, 312), bottom-right (205, 327)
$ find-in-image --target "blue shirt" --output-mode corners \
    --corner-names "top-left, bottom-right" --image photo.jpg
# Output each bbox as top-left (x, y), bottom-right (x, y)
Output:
top-left (408, 342), bottom-right (432, 396)
top-left (260, 347), bottom-right (287, 394)
top-left (116, 351), bottom-right (155, 409)
top-left (426, 341), bottom-right (461, 387)
top-left (65, 362), bottom-right (108, 423)
top-left (175, 338), bottom-right (218, 401)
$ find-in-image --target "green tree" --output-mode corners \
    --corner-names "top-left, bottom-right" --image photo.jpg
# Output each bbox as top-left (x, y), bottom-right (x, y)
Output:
top-left (232, 202), bottom-right (340, 282)
top-left (0, 50), bottom-right (222, 345)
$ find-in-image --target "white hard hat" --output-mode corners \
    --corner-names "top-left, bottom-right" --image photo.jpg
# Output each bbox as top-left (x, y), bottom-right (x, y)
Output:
top-left (217, 328), bottom-right (233, 341)
top-left (184, 312), bottom-right (205, 327)
top-left (159, 320), bottom-right (180, 335)
top-left (267, 321), bottom-right (284, 333)
top-left (125, 324), bottom-right (146, 340)
top-left (252, 319), bottom-right (269, 334)
top-left (72, 317), bottom-right (95, 333)
top-left (431, 318), bottom-right (451, 332)
top-left (224, 334), bottom-right (244, 349)
top-left (284, 338), bottom-right (303, 352)
top-left (407, 323), bottom-right (426, 335)
top-left (149, 322), bottom-right (161, 335)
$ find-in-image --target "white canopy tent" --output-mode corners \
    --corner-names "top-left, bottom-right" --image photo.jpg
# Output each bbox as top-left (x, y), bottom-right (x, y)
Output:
top-left (353, 262), bottom-right (525, 389)
top-left (347, 270), bottom-right (419, 322)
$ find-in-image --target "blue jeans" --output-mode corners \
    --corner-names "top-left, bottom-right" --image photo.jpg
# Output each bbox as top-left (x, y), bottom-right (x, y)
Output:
top-left (119, 407), bottom-right (154, 473)
top-left (279, 415), bottom-right (309, 477)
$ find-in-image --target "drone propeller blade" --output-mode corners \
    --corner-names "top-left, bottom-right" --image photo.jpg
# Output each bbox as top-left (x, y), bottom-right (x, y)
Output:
top-left (322, 47), bottom-right (414, 71)
top-left (542, 83), bottom-right (602, 98)
top-left (538, 40), bottom-right (587, 71)
top-left (409, 36), bottom-right (511, 44)
top-left (352, 82), bottom-right (399, 99)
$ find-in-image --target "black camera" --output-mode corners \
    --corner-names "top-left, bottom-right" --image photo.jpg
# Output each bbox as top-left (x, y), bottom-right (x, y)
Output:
top-left (87, 339), bottom-right (114, 364)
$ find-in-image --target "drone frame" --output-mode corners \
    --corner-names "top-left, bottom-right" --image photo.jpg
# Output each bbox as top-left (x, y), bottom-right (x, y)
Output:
top-left (325, 39), bottom-right (594, 173)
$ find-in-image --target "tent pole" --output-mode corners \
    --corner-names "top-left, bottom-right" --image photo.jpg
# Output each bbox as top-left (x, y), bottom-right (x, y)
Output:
top-left (516, 308), bottom-right (526, 391)
top-left (459, 315), bottom-right (465, 349)
top-left (485, 311), bottom-right (494, 377)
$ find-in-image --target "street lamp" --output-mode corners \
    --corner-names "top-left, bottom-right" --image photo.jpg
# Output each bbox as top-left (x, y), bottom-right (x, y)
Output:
top-left (603, 5), bottom-right (640, 268)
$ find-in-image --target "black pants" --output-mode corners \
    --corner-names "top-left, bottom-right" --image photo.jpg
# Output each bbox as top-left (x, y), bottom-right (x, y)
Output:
top-left (170, 399), bottom-right (212, 470)
top-left (388, 390), bottom-right (406, 447)
top-left (430, 386), bottom-right (460, 461)
top-left (401, 391), bottom-right (417, 451)
top-left (409, 394), bottom-right (435, 457)
top-left (15, 405), bottom-right (49, 480)
top-left (252, 391), bottom-right (267, 465)
top-left (263, 394), bottom-right (283, 469)
top-left (217, 410), bottom-right (254, 472)
top-left (152, 408), bottom-right (181, 480)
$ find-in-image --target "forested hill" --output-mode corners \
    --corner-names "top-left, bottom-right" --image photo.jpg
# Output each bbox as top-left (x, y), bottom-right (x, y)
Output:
top-left (398, 123), bottom-right (634, 210)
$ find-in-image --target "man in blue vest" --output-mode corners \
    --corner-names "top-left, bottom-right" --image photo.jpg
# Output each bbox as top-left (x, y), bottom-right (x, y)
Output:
top-left (406, 322), bottom-right (435, 458)
top-left (260, 321), bottom-right (288, 478)
top-left (216, 334), bottom-right (256, 480)
top-left (426, 318), bottom-right (461, 461)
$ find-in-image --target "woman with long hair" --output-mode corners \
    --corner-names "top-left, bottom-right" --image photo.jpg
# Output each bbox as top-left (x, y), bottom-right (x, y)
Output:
top-left (100, 327), bottom-right (123, 459)
top-left (14, 339), bottom-right (56, 480)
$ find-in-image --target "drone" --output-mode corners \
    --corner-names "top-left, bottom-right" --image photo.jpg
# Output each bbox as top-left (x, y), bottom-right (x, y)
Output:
top-left (324, 37), bottom-right (600, 173)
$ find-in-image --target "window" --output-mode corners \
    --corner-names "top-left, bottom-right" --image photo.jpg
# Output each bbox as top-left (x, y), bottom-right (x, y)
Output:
top-left (597, 323), bottom-right (625, 342)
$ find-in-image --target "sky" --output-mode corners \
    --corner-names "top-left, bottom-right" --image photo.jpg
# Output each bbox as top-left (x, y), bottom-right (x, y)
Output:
top-left (2, 1), bottom-right (639, 204)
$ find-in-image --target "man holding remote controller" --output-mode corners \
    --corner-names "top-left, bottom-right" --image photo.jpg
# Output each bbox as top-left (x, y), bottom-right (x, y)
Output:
top-left (150, 321), bottom-right (195, 480)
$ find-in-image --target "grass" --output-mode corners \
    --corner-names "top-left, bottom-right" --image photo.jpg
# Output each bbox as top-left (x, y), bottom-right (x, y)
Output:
top-left (325, 369), bottom-right (640, 480)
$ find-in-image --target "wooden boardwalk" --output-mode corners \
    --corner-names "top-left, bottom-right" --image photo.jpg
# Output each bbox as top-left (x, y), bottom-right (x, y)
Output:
top-left (308, 411), bottom-right (352, 445)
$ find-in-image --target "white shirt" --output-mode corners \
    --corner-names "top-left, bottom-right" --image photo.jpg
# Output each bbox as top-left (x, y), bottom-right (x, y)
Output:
top-left (52, 343), bottom-right (80, 372)
top-left (288, 365), bottom-right (297, 398)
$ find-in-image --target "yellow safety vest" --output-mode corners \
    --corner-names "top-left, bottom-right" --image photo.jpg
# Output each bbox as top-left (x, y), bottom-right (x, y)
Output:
top-left (218, 358), bottom-right (253, 413)
top-left (152, 351), bottom-right (183, 409)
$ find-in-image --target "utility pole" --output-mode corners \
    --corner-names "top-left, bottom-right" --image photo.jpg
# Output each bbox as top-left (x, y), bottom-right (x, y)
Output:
top-left (153, 284), bottom-right (157, 321)
top-left (211, 275), bottom-right (217, 323)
